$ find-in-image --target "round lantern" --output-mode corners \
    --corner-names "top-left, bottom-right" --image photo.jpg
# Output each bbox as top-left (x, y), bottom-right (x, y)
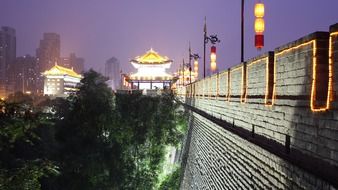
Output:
top-left (254, 18), bottom-right (265, 33)
top-left (210, 46), bottom-right (217, 72)
top-left (194, 59), bottom-right (198, 78)
top-left (254, 3), bottom-right (265, 18)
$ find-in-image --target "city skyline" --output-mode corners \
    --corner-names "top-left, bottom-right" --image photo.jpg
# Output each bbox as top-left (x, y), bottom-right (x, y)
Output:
top-left (1, 0), bottom-right (338, 74)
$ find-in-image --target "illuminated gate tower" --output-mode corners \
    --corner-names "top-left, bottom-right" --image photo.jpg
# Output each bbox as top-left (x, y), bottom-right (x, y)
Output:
top-left (128, 48), bottom-right (173, 89)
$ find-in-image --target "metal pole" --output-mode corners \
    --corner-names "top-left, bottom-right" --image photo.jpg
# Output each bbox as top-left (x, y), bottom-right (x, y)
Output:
top-left (189, 43), bottom-right (192, 84)
top-left (182, 61), bottom-right (185, 86)
top-left (203, 17), bottom-right (207, 78)
top-left (241, 0), bottom-right (244, 63)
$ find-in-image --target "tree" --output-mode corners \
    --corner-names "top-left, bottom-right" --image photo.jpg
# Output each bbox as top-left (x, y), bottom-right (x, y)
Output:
top-left (158, 167), bottom-right (181, 190)
top-left (0, 98), bottom-right (58, 190)
top-left (53, 69), bottom-right (122, 189)
top-left (0, 69), bottom-right (187, 190)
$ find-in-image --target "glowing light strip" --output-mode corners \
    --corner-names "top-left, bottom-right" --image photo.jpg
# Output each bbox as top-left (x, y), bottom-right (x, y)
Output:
top-left (240, 66), bottom-right (245, 104)
top-left (202, 80), bottom-right (205, 99)
top-left (208, 77), bottom-right (211, 99)
top-left (264, 57), bottom-right (272, 106)
top-left (274, 40), bottom-right (314, 106)
top-left (245, 57), bottom-right (269, 104)
top-left (196, 82), bottom-right (198, 98)
top-left (219, 71), bottom-right (227, 98)
top-left (216, 73), bottom-right (220, 99)
top-left (227, 70), bottom-right (231, 102)
top-left (229, 66), bottom-right (242, 102)
top-left (274, 38), bottom-right (334, 112)
top-left (324, 32), bottom-right (338, 109)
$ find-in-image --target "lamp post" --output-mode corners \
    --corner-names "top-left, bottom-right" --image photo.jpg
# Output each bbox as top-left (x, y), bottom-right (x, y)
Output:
top-left (188, 43), bottom-right (200, 84)
top-left (241, 0), bottom-right (244, 63)
top-left (182, 44), bottom-right (200, 86)
top-left (204, 17), bottom-right (220, 78)
top-left (182, 59), bottom-right (186, 86)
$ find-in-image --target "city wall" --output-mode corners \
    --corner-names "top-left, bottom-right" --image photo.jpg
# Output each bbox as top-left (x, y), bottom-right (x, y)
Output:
top-left (178, 23), bottom-right (338, 189)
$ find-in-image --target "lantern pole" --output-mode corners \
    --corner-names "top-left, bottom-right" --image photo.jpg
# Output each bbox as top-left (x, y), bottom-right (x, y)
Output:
top-left (203, 17), bottom-right (207, 78)
top-left (189, 44), bottom-right (192, 84)
top-left (241, 0), bottom-right (244, 63)
top-left (182, 60), bottom-right (185, 86)
top-left (188, 43), bottom-right (200, 84)
top-left (203, 17), bottom-right (220, 78)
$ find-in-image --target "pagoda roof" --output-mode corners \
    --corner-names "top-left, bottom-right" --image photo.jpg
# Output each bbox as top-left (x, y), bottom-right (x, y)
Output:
top-left (131, 48), bottom-right (172, 64)
top-left (43, 64), bottom-right (82, 78)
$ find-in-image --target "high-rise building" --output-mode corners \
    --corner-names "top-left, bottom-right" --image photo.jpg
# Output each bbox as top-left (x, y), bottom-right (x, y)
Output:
top-left (0, 26), bottom-right (16, 98)
top-left (105, 57), bottom-right (120, 90)
top-left (10, 55), bottom-right (39, 94)
top-left (36, 33), bottom-right (60, 94)
top-left (61, 53), bottom-right (84, 74)
top-left (36, 33), bottom-right (60, 73)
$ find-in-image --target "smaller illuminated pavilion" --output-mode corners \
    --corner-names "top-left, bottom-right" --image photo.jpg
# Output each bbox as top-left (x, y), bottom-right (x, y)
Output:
top-left (42, 64), bottom-right (82, 97)
top-left (127, 48), bottom-right (174, 90)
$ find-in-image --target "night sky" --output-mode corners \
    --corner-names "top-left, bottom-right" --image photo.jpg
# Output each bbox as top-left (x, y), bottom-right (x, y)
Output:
top-left (1, 0), bottom-right (338, 74)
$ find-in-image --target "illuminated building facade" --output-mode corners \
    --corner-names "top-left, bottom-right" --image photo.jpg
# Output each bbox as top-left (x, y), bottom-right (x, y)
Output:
top-left (0, 26), bottom-right (16, 98)
top-left (127, 48), bottom-right (173, 90)
top-left (42, 64), bottom-right (82, 97)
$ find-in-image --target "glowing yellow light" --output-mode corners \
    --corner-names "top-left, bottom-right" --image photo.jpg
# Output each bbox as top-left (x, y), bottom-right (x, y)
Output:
top-left (274, 41), bottom-right (314, 106)
top-left (43, 65), bottom-right (82, 78)
top-left (194, 59), bottom-right (198, 78)
top-left (255, 18), bottom-right (265, 33)
top-left (240, 66), bottom-right (245, 104)
top-left (216, 73), bottom-right (219, 99)
top-left (135, 48), bottom-right (169, 64)
top-left (264, 57), bottom-right (273, 106)
top-left (228, 67), bottom-right (242, 102)
top-left (210, 53), bottom-right (217, 72)
top-left (274, 38), bottom-right (333, 112)
top-left (245, 57), bottom-right (269, 104)
top-left (255, 3), bottom-right (265, 18)
top-left (227, 70), bottom-right (231, 101)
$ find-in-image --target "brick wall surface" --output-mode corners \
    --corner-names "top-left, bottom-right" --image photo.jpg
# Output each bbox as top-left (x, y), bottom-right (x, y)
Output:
top-left (178, 23), bottom-right (338, 189)
top-left (180, 113), bottom-right (336, 190)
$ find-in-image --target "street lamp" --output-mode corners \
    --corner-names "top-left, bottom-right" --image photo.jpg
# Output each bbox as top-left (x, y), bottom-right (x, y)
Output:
top-left (241, 1), bottom-right (266, 61)
top-left (181, 44), bottom-right (200, 86)
top-left (203, 17), bottom-right (220, 78)
top-left (188, 43), bottom-right (200, 83)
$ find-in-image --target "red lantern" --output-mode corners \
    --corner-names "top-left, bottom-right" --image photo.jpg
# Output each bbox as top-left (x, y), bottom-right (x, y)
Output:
top-left (255, 34), bottom-right (264, 49)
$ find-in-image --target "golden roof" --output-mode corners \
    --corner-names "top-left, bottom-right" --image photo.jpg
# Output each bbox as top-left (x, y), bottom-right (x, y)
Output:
top-left (132, 48), bottom-right (172, 64)
top-left (43, 65), bottom-right (82, 78)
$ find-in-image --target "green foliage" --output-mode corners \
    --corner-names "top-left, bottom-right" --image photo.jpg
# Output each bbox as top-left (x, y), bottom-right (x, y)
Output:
top-left (113, 91), bottom-right (184, 189)
top-left (0, 69), bottom-right (186, 190)
top-left (158, 167), bottom-right (181, 190)
top-left (0, 97), bottom-right (58, 190)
